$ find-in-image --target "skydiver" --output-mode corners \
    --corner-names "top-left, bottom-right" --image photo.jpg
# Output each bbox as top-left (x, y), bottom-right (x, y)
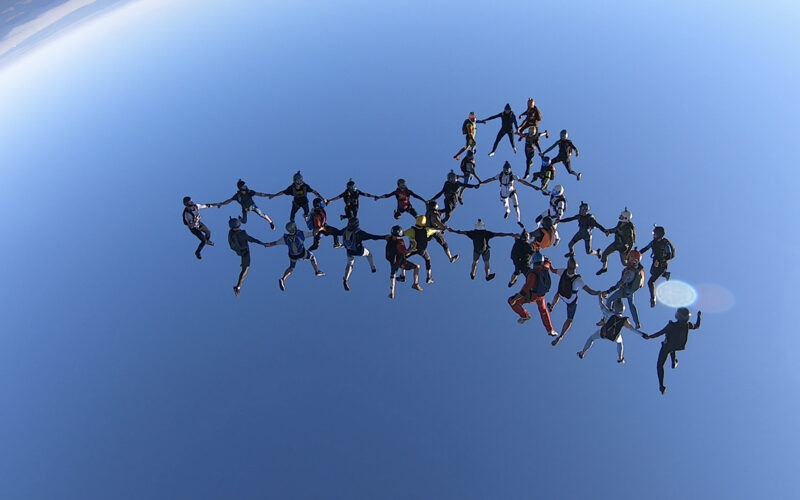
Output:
top-left (227, 217), bottom-right (268, 297)
top-left (375, 178), bottom-right (427, 220)
top-left (644, 308), bottom-right (703, 395)
top-left (521, 127), bottom-right (549, 179)
top-left (213, 179), bottom-right (276, 229)
top-left (517, 97), bottom-right (542, 135)
top-left (429, 170), bottom-right (479, 223)
top-left (386, 225), bottom-right (423, 299)
top-left (326, 178), bottom-right (378, 221)
top-left (453, 111), bottom-right (479, 161)
top-left (479, 161), bottom-right (541, 226)
top-left (529, 216), bottom-right (559, 252)
top-left (306, 197), bottom-right (342, 251)
top-left (597, 208), bottom-right (636, 275)
top-left (480, 103), bottom-right (519, 157)
top-left (404, 215), bottom-right (439, 284)
top-left (559, 201), bottom-right (608, 258)
top-left (425, 200), bottom-right (459, 264)
top-left (329, 217), bottom-right (386, 291)
top-left (576, 297), bottom-right (646, 364)
top-left (602, 250), bottom-right (646, 329)
top-left (530, 155), bottom-right (556, 192)
top-left (507, 253), bottom-right (559, 337)
top-left (639, 225), bottom-right (676, 307)
top-left (458, 150), bottom-right (483, 204)
top-left (266, 171), bottom-right (324, 222)
top-left (508, 228), bottom-right (534, 288)
top-left (181, 196), bottom-right (216, 259)
top-left (265, 221), bottom-right (325, 291)
top-left (447, 219), bottom-right (514, 281)
top-left (541, 129), bottom-right (581, 181)
top-left (547, 257), bottom-right (603, 346)
top-left (536, 184), bottom-right (567, 225)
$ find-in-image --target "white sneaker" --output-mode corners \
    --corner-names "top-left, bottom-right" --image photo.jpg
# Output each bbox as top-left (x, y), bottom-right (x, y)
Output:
top-left (548, 330), bottom-right (559, 337)
top-left (517, 317), bottom-right (530, 324)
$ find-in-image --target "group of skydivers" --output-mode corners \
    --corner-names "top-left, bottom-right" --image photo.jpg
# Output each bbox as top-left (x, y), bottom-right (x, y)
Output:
top-left (181, 98), bottom-right (703, 395)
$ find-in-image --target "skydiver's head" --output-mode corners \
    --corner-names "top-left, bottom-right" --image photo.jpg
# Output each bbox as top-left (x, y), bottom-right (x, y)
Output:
top-left (475, 219), bottom-right (485, 230)
top-left (447, 171), bottom-right (457, 182)
top-left (183, 196), bottom-right (193, 207)
top-left (293, 171), bottom-right (303, 186)
top-left (579, 202), bottom-right (590, 215)
top-left (560, 129), bottom-right (568, 139)
top-left (502, 161), bottom-right (511, 173)
top-left (468, 111), bottom-right (476, 122)
top-left (347, 217), bottom-right (360, 229)
top-left (391, 225), bottom-right (402, 237)
top-left (285, 221), bottom-right (298, 234)
top-left (313, 197), bottom-right (325, 209)
top-left (397, 178), bottom-right (406, 189)
top-left (653, 225), bottom-right (665, 240)
top-left (346, 179), bottom-right (356, 192)
top-left (567, 257), bottom-right (578, 273)
top-left (237, 179), bottom-right (246, 191)
top-left (229, 217), bottom-right (241, 230)
top-left (504, 103), bottom-right (512, 112)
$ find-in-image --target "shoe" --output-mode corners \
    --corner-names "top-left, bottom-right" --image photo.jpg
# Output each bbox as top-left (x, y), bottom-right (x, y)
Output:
top-left (426, 277), bottom-right (434, 284)
top-left (454, 155), bottom-right (460, 161)
top-left (269, 221), bottom-right (276, 230)
top-left (396, 275), bottom-right (406, 283)
top-left (340, 215), bottom-right (346, 220)
top-left (334, 242), bottom-right (344, 249)
top-left (595, 249), bottom-right (602, 258)
top-left (577, 351), bottom-right (585, 359)
top-left (343, 279), bottom-right (350, 291)
top-left (504, 211), bottom-right (510, 219)
top-left (577, 173), bottom-right (582, 181)
top-left (564, 251), bottom-right (573, 258)
top-left (488, 151), bottom-right (495, 157)
top-left (551, 335), bottom-right (563, 347)
top-left (315, 270), bottom-right (325, 277)
top-left (596, 268), bottom-right (607, 275)
top-left (195, 251), bottom-right (202, 260)
top-left (388, 292), bottom-right (394, 299)
top-left (544, 130), bottom-right (549, 138)
top-left (548, 330), bottom-right (559, 337)
top-left (486, 273), bottom-right (496, 281)
top-left (663, 271), bottom-right (671, 281)
top-left (635, 323), bottom-right (642, 330)
top-left (206, 241), bottom-right (214, 246)
top-left (596, 319), bottom-right (604, 326)
top-left (672, 359), bottom-right (679, 369)
top-left (513, 146), bottom-right (517, 154)
top-left (517, 317), bottom-right (530, 324)
top-left (618, 358), bottom-right (626, 364)
top-left (650, 297), bottom-right (656, 308)
top-left (660, 386), bottom-right (667, 395)
top-left (233, 286), bottom-right (240, 297)
top-left (470, 272), bottom-right (476, 280)
top-left (371, 267), bottom-right (377, 273)
top-left (458, 195), bottom-right (464, 205)
top-left (412, 283), bottom-right (423, 291)
top-left (278, 278), bottom-right (285, 291)
top-left (450, 254), bottom-right (459, 263)
top-left (508, 276), bottom-right (518, 288)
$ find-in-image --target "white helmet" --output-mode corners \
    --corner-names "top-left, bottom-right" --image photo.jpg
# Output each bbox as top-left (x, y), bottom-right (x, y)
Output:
top-left (551, 185), bottom-right (564, 197)
top-left (619, 208), bottom-right (632, 222)
top-left (475, 219), bottom-right (485, 230)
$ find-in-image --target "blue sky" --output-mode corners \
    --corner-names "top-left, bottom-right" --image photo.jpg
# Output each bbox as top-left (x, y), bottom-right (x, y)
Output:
top-left (0, 0), bottom-right (798, 498)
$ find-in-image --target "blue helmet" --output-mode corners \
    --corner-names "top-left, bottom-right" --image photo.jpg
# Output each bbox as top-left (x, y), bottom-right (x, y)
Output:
top-left (532, 252), bottom-right (544, 265)
top-left (229, 217), bottom-right (241, 229)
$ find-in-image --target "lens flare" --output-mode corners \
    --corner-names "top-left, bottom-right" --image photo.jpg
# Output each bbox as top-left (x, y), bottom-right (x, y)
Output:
top-left (655, 280), bottom-right (698, 308)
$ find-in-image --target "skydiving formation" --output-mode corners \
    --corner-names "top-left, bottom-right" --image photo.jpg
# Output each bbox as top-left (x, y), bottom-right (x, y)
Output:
top-left (180, 96), bottom-right (706, 395)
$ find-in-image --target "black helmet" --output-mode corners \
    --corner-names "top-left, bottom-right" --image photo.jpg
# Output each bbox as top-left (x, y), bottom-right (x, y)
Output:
top-left (447, 170), bottom-right (457, 181)
top-left (675, 307), bottom-right (691, 322)
top-left (520, 229), bottom-right (529, 241)
top-left (611, 300), bottom-right (625, 314)
top-left (567, 257), bottom-right (578, 271)
top-left (237, 179), bottom-right (246, 189)
top-left (347, 178), bottom-right (356, 190)
top-left (313, 197), bottom-right (325, 208)
top-left (504, 103), bottom-right (512, 111)
top-left (347, 217), bottom-right (360, 228)
top-left (285, 221), bottom-right (298, 234)
top-left (293, 171), bottom-right (303, 183)
top-left (653, 225), bottom-right (666, 238)
top-left (183, 196), bottom-right (193, 206)
top-left (502, 161), bottom-right (511, 172)
top-left (391, 225), bottom-right (402, 236)
top-left (465, 149), bottom-right (474, 159)
top-left (397, 178), bottom-right (406, 188)
top-left (228, 217), bottom-right (241, 229)
top-left (542, 216), bottom-right (553, 229)
top-left (579, 201), bottom-right (590, 215)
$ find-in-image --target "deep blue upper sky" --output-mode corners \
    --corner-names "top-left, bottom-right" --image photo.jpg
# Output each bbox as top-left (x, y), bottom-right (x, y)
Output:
top-left (0, 1), bottom-right (798, 499)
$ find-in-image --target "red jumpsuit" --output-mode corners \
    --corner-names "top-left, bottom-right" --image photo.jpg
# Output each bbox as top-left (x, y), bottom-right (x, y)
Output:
top-left (508, 263), bottom-right (554, 332)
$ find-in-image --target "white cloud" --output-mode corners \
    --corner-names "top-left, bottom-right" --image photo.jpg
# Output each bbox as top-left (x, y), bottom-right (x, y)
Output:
top-left (0, 0), bottom-right (98, 59)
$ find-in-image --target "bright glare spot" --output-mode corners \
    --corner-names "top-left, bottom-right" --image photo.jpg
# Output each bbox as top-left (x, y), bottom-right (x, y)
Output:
top-left (656, 280), bottom-right (698, 308)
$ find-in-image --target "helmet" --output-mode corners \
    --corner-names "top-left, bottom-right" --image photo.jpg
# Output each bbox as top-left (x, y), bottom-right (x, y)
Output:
top-left (293, 171), bottom-right (303, 183)
top-left (567, 257), bottom-right (578, 271)
top-left (551, 185), bottom-right (564, 197)
top-left (532, 252), bottom-right (544, 265)
top-left (346, 179), bottom-right (356, 190)
top-left (675, 307), bottom-right (691, 322)
top-left (228, 217), bottom-right (241, 229)
top-left (285, 221), bottom-right (297, 234)
top-left (611, 300), bottom-right (625, 314)
top-left (468, 111), bottom-right (476, 119)
top-left (504, 103), bottom-right (512, 111)
top-left (347, 217), bottom-right (360, 228)
top-left (397, 178), bottom-right (406, 188)
top-left (579, 202), bottom-right (590, 215)
top-left (237, 179), bottom-right (246, 189)
top-left (542, 216), bottom-right (553, 229)
top-left (415, 215), bottom-right (427, 227)
top-left (447, 170), bottom-right (457, 181)
top-left (653, 225), bottom-right (665, 238)
top-left (475, 219), bottom-right (485, 230)
top-left (502, 161), bottom-right (511, 172)
top-left (626, 250), bottom-right (642, 266)
top-left (427, 199), bottom-right (439, 210)
top-left (313, 197), bottom-right (325, 208)
top-left (541, 156), bottom-right (551, 166)
top-left (183, 196), bottom-right (193, 206)
top-left (619, 208), bottom-right (632, 222)
top-left (560, 129), bottom-right (568, 139)
top-left (391, 225), bottom-right (402, 236)
top-left (527, 97), bottom-right (535, 107)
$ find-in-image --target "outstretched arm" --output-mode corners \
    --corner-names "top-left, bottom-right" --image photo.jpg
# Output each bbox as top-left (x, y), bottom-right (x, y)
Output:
top-left (213, 197), bottom-right (235, 207)
top-left (480, 112), bottom-right (502, 122)
top-left (327, 191), bottom-right (345, 203)
top-left (428, 187), bottom-right (445, 201)
top-left (560, 214), bottom-right (580, 224)
top-left (446, 227), bottom-right (467, 235)
top-left (409, 189), bottom-right (426, 202)
top-left (645, 324), bottom-right (669, 340)
top-left (541, 142), bottom-right (556, 155)
top-left (479, 175), bottom-right (498, 186)
top-left (624, 318), bottom-right (647, 338)
top-left (691, 311), bottom-right (703, 329)
top-left (375, 189), bottom-right (396, 200)
top-left (517, 178), bottom-right (542, 191)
